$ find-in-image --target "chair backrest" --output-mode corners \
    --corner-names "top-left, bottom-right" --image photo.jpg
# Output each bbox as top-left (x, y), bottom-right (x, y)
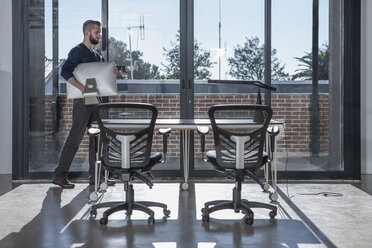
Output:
top-left (94, 102), bottom-right (158, 169)
top-left (208, 104), bottom-right (272, 170)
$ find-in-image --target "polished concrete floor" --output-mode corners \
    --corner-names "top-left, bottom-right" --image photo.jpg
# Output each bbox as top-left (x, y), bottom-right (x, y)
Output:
top-left (0, 175), bottom-right (372, 248)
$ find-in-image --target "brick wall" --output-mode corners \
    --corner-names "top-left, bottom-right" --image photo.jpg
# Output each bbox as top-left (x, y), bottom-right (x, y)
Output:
top-left (44, 93), bottom-right (329, 159)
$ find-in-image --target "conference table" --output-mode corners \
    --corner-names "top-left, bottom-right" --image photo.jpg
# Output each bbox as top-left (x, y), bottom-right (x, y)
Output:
top-left (95, 118), bottom-right (283, 201)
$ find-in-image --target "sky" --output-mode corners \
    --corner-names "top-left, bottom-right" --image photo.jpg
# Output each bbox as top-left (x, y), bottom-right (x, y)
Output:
top-left (45, 0), bottom-right (329, 79)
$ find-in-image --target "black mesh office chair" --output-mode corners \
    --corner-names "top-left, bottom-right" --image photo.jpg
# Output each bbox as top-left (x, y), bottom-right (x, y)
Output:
top-left (89, 102), bottom-right (170, 225)
top-left (201, 104), bottom-right (277, 225)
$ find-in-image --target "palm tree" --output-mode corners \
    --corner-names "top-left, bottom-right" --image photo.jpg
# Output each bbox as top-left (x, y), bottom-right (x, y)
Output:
top-left (291, 44), bottom-right (329, 80)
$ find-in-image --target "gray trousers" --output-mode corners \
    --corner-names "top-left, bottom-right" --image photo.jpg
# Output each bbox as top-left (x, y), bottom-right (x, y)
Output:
top-left (53, 99), bottom-right (97, 181)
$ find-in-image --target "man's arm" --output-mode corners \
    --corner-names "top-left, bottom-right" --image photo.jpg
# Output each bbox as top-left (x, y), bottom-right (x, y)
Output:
top-left (61, 46), bottom-right (84, 93)
top-left (67, 76), bottom-right (85, 94)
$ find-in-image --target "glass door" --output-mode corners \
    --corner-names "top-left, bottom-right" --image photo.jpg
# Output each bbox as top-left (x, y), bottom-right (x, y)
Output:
top-left (191, 0), bottom-right (345, 178)
top-left (106, 0), bottom-right (182, 176)
top-left (26, 0), bottom-right (182, 176)
top-left (28, 0), bottom-right (102, 173)
top-left (271, 0), bottom-right (344, 173)
top-left (191, 0), bottom-right (265, 176)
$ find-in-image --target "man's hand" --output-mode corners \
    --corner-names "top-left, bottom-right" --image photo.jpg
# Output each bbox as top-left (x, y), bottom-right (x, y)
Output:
top-left (67, 76), bottom-right (85, 94)
top-left (79, 84), bottom-right (85, 94)
top-left (113, 68), bottom-right (118, 77)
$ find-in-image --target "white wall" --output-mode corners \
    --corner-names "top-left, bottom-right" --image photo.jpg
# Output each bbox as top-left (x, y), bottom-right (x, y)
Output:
top-left (361, 0), bottom-right (372, 174)
top-left (0, 0), bottom-right (12, 174)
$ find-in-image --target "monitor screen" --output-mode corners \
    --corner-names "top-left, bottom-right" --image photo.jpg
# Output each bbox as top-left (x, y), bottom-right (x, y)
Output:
top-left (67, 61), bottom-right (117, 99)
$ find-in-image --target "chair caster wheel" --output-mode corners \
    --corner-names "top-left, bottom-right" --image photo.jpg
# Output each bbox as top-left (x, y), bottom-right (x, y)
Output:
top-left (269, 192), bottom-right (278, 202)
top-left (244, 216), bottom-right (254, 225)
top-left (89, 192), bottom-right (98, 201)
top-left (100, 182), bottom-right (108, 191)
top-left (269, 210), bottom-right (277, 218)
top-left (244, 212), bottom-right (254, 225)
top-left (181, 182), bottom-right (189, 190)
top-left (148, 216), bottom-right (155, 224)
top-left (163, 209), bottom-right (171, 217)
top-left (100, 217), bottom-right (108, 225)
top-left (261, 182), bottom-right (270, 192)
top-left (90, 209), bottom-right (97, 219)
top-left (202, 214), bottom-right (210, 223)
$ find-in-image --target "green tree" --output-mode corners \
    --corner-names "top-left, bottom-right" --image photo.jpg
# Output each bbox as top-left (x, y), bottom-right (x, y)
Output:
top-left (107, 37), bottom-right (160, 79)
top-left (227, 36), bottom-right (289, 80)
top-left (291, 44), bottom-right (329, 80)
top-left (162, 32), bottom-right (215, 79)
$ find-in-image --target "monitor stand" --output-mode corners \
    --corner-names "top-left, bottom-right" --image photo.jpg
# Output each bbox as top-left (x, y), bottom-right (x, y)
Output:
top-left (83, 78), bottom-right (100, 105)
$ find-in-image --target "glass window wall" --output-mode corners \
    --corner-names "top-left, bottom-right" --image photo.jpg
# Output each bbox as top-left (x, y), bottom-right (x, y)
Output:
top-left (18, 0), bottom-right (354, 179)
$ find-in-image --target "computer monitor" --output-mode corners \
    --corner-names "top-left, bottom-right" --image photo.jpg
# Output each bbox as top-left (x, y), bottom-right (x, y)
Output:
top-left (66, 61), bottom-right (117, 99)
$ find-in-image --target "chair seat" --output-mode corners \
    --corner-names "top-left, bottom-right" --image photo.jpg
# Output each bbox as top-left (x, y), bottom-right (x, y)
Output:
top-left (103, 152), bottom-right (162, 173)
top-left (206, 150), bottom-right (268, 172)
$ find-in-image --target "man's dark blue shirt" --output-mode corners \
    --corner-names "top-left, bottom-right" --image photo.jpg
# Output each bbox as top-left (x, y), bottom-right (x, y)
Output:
top-left (61, 43), bottom-right (102, 81)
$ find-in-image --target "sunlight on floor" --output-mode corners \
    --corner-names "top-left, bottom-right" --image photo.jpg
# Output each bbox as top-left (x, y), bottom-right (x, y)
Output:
top-left (152, 242), bottom-right (216, 248)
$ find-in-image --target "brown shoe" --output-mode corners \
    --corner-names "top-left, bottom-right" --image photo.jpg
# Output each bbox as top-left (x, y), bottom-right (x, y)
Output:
top-left (89, 178), bottom-right (116, 186)
top-left (52, 178), bottom-right (75, 189)
top-left (106, 178), bottom-right (116, 186)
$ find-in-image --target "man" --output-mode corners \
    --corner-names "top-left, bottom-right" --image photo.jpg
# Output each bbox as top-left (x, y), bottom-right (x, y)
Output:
top-left (52, 20), bottom-right (115, 188)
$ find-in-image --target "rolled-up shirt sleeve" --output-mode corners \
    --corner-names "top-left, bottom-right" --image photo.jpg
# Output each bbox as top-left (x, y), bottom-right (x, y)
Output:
top-left (61, 47), bottom-right (82, 81)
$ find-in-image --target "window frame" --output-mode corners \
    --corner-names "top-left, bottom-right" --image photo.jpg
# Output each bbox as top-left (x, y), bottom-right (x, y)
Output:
top-left (12, 0), bottom-right (360, 180)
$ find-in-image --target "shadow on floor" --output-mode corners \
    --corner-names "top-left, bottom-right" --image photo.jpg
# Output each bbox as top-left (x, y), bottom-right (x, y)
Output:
top-left (0, 182), bottom-right (337, 248)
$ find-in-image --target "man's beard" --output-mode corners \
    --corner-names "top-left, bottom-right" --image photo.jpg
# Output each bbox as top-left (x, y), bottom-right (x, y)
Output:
top-left (89, 34), bottom-right (99, 45)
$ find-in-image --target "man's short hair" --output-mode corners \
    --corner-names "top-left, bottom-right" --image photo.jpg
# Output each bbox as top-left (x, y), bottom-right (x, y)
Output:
top-left (83, 20), bottom-right (101, 33)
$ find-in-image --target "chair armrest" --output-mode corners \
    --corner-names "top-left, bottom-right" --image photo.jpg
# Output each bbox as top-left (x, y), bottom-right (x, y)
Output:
top-left (133, 171), bottom-right (154, 189)
top-left (158, 128), bottom-right (172, 163)
top-left (197, 126), bottom-right (209, 136)
top-left (88, 128), bottom-right (101, 160)
top-left (196, 126), bottom-right (210, 162)
top-left (267, 126), bottom-right (280, 153)
top-left (88, 127), bottom-right (100, 136)
top-left (267, 126), bottom-right (280, 136)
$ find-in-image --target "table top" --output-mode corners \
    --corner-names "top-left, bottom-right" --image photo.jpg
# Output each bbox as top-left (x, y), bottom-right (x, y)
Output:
top-left (100, 118), bottom-right (283, 129)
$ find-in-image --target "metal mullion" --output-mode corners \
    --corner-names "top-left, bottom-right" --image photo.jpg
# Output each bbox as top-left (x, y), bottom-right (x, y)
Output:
top-left (186, 0), bottom-right (195, 172)
top-left (187, 0), bottom-right (194, 119)
top-left (12, 1), bottom-right (29, 179)
top-left (311, 0), bottom-right (320, 156)
top-left (264, 0), bottom-right (272, 107)
top-left (343, 0), bottom-right (361, 179)
top-left (101, 0), bottom-right (109, 61)
top-left (179, 0), bottom-right (187, 179)
top-left (180, 0), bottom-right (188, 119)
top-left (51, 0), bottom-right (60, 161)
top-left (180, 0), bottom-right (194, 119)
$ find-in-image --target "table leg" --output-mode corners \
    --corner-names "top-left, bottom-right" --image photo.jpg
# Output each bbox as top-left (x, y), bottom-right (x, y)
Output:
top-left (270, 135), bottom-right (278, 202)
top-left (265, 127), bottom-right (279, 202)
top-left (181, 129), bottom-right (190, 190)
top-left (262, 135), bottom-right (270, 192)
top-left (268, 128), bottom-right (280, 203)
top-left (265, 135), bottom-right (269, 185)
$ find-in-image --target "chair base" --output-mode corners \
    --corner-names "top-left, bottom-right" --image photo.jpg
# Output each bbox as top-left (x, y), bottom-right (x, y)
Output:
top-left (90, 184), bottom-right (170, 225)
top-left (90, 200), bottom-right (170, 225)
top-left (201, 199), bottom-right (276, 225)
top-left (201, 183), bottom-right (277, 226)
